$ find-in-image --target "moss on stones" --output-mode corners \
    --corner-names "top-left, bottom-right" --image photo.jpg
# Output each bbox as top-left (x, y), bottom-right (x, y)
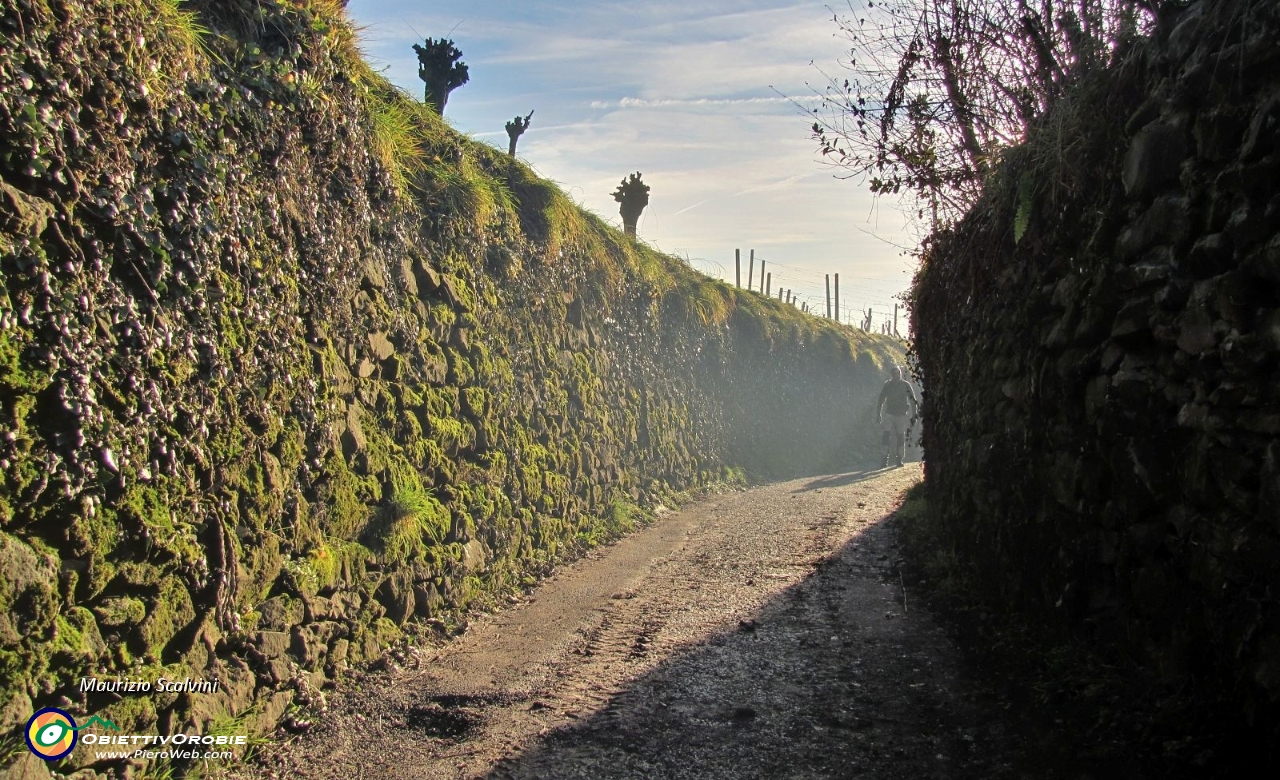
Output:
top-left (138, 577), bottom-right (196, 659)
top-left (93, 597), bottom-right (147, 629)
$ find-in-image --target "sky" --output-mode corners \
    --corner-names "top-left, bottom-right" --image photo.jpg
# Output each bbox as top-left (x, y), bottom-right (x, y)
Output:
top-left (347, 0), bottom-right (917, 332)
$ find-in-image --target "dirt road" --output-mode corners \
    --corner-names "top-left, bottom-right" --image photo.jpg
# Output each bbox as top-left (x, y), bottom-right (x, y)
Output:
top-left (240, 466), bottom-right (1042, 779)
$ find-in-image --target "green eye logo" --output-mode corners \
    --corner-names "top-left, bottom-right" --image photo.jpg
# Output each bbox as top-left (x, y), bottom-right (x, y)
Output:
top-left (25, 708), bottom-right (77, 761)
top-left (35, 721), bottom-right (69, 746)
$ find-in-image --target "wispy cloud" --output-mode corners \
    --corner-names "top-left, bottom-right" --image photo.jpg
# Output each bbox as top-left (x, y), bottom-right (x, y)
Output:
top-left (731, 173), bottom-right (813, 197)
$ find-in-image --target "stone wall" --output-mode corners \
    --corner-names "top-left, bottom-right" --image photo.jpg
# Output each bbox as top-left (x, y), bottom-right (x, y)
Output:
top-left (0, 0), bottom-right (901, 772)
top-left (912, 0), bottom-right (1279, 744)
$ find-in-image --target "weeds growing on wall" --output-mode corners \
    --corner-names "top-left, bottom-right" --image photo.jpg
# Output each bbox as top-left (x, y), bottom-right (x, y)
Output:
top-left (367, 88), bottom-right (429, 198)
top-left (156, 0), bottom-right (212, 67)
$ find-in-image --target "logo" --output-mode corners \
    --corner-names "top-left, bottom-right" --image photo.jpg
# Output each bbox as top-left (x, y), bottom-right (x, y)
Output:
top-left (24, 709), bottom-right (118, 761)
top-left (25, 708), bottom-right (77, 761)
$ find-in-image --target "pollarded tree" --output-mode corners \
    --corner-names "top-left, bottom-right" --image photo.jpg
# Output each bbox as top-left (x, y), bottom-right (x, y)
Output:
top-left (506, 110), bottom-right (534, 156)
top-left (809, 0), bottom-right (1155, 227)
top-left (413, 37), bottom-right (469, 115)
top-left (612, 172), bottom-right (650, 236)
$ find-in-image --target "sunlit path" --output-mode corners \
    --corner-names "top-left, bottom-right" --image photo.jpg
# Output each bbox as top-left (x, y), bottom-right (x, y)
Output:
top-left (237, 466), bottom-right (1061, 780)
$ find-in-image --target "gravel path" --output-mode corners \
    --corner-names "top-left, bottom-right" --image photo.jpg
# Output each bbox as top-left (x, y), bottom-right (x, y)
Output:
top-left (240, 465), bottom-right (1038, 780)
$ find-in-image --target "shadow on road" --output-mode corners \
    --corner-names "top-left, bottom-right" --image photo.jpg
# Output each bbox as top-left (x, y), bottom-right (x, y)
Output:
top-left (792, 467), bottom-right (909, 493)
top-left (474, 511), bottom-right (1074, 780)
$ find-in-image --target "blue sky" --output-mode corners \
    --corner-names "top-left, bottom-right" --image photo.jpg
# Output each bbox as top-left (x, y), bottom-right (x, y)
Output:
top-left (347, 0), bottom-right (914, 329)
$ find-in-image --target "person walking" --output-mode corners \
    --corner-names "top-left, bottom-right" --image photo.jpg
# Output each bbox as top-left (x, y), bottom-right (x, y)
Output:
top-left (876, 365), bottom-right (919, 467)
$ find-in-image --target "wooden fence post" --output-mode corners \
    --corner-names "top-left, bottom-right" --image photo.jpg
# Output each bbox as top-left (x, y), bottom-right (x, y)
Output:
top-left (834, 274), bottom-right (840, 324)
top-left (765, 272), bottom-right (771, 297)
top-left (735, 249), bottom-right (741, 288)
top-left (825, 274), bottom-right (831, 319)
top-left (747, 249), bottom-right (754, 291)
top-left (893, 304), bottom-right (899, 337)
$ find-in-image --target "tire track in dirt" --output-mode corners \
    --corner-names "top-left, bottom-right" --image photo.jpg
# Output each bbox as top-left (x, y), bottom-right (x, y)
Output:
top-left (240, 465), bottom-right (1038, 780)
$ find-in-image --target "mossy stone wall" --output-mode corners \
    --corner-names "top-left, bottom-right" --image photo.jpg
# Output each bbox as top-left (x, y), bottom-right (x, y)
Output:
top-left (0, 0), bottom-right (901, 772)
top-left (912, 0), bottom-right (1280, 744)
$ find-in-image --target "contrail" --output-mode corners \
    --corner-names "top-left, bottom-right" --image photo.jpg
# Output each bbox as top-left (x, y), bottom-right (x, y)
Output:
top-left (672, 200), bottom-right (708, 216)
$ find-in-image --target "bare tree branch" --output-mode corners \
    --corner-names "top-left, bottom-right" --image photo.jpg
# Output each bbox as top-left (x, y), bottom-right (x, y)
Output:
top-left (806, 0), bottom-right (1154, 228)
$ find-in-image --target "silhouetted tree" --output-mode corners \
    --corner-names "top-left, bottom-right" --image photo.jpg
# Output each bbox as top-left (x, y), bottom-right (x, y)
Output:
top-left (612, 172), bottom-right (650, 237)
top-left (413, 38), bottom-right (469, 115)
top-left (505, 110), bottom-right (534, 156)
top-left (808, 0), bottom-right (1154, 225)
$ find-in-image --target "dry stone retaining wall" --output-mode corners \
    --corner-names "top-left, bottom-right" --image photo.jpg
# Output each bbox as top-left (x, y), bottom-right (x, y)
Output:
top-left (912, 0), bottom-right (1280, 743)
